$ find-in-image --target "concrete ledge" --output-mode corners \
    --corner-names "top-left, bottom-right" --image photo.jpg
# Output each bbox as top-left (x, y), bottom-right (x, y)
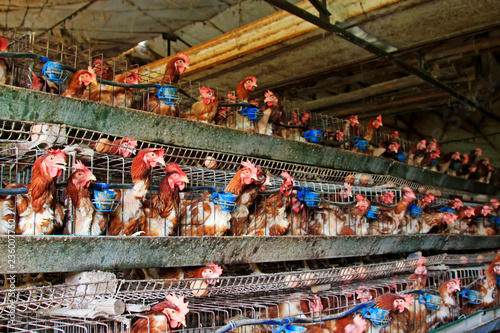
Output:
top-left (1, 235), bottom-right (499, 274)
top-left (0, 85), bottom-right (498, 195)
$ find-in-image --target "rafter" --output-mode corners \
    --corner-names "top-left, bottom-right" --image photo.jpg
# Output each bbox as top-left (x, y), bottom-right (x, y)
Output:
top-left (264, 0), bottom-right (500, 123)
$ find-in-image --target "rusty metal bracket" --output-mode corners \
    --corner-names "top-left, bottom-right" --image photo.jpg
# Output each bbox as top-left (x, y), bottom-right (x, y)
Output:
top-left (264, 0), bottom-right (500, 124)
top-left (308, 0), bottom-right (331, 21)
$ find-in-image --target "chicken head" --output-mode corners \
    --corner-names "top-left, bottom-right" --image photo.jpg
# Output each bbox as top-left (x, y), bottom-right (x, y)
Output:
top-left (78, 66), bottom-right (97, 87)
top-left (154, 294), bottom-right (189, 328)
top-left (166, 163), bottom-right (189, 191)
top-left (174, 53), bottom-right (190, 73)
top-left (243, 76), bottom-right (257, 91)
top-left (264, 90), bottom-right (279, 106)
top-left (141, 148), bottom-right (166, 168)
top-left (71, 160), bottom-right (96, 188)
top-left (201, 263), bottom-right (223, 285)
top-left (239, 160), bottom-right (259, 185)
top-left (41, 149), bottom-right (67, 178)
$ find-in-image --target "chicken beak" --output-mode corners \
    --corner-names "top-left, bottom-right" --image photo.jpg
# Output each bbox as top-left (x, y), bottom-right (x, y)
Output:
top-left (157, 157), bottom-right (166, 167)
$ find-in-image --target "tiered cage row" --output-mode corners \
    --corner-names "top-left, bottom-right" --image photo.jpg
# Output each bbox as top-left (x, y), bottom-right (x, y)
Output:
top-left (0, 253), bottom-right (498, 332)
top-left (0, 118), bottom-right (497, 237)
top-left (3, 32), bottom-right (416, 156)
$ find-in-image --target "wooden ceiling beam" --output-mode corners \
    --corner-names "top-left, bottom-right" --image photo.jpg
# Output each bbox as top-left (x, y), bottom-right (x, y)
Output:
top-left (136, 0), bottom-right (405, 76)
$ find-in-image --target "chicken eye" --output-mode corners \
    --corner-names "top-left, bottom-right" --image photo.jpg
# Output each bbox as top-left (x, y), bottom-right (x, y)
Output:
top-left (150, 153), bottom-right (156, 157)
top-left (49, 156), bottom-right (53, 160)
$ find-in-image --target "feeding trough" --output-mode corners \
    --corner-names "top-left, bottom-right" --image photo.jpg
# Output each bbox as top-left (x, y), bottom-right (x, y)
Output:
top-left (366, 206), bottom-right (380, 219)
top-left (211, 192), bottom-right (238, 212)
top-left (304, 130), bottom-right (323, 143)
top-left (42, 61), bottom-right (68, 83)
top-left (440, 207), bottom-right (456, 214)
top-left (297, 188), bottom-right (321, 207)
top-left (462, 289), bottom-right (483, 305)
top-left (241, 106), bottom-right (263, 120)
top-left (157, 86), bottom-right (181, 105)
top-left (362, 306), bottom-right (391, 328)
top-left (353, 138), bottom-right (369, 151)
top-left (92, 190), bottom-right (119, 212)
top-left (409, 204), bottom-right (424, 218)
top-left (419, 293), bottom-right (442, 311)
top-left (273, 324), bottom-right (306, 333)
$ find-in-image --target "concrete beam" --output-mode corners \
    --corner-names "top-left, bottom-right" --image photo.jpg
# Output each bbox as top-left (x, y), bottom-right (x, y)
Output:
top-left (2, 235), bottom-right (499, 274)
top-left (0, 85), bottom-right (498, 196)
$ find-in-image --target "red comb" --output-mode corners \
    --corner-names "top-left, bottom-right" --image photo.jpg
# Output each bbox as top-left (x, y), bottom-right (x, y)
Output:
top-left (166, 163), bottom-right (184, 175)
top-left (165, 294), bottom-right (189, 316)
top-left (264, 90), bottom-right (274, 99)
top-left (177, 53), bottom-right (190, 65)
top-left (73, 160), bottom-right (88, 171)
top-left (206, 263), bottom-right (223, 276)
top-left (0, 37), bottom-right (9, 52)
top-left (46, 149), bottom-right (66, 158)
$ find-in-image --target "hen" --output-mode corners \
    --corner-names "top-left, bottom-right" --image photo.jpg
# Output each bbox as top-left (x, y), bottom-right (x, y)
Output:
top-left (141, 263), bottom-right (222, 296)
top-left (61, 66), bottom-right (98, 98)
top-left (92, 59), bottom-right (114, 81)
top-left (427, 279), bottom-right (461, 329)
top-left (242, 171), bottom-right (295, 236)
top-left (363, 115), bottom-right (383, 142)
top-left (12, 149), bottom-right (66, 235)
top-left (0, 36), bottom-right (10, 85)
top-left (407, 139), bottom-right (427, 167)
top-left (233, 76), bottom-right (258, 131)
top-left (401, 193), bottom-right (434, 234)
top-left (180, 86), bottom-right (219, 123)
top-left (346, 194), bottom-right (370, 235)
top-left (84, 70), bottom-right (141, 108)
top-left (142, 163), bottom-right (188, 237)
top-left (107, 148), bottom-right (166, 235)
top-left (29, 72), bottom-right (59, 94)
top-left (131, 294), bottom-right (189, 333)
top-left (373, 186), bottom-right (416, 235)
top-left (312, 294), bottom-right (412, 333)
top-left (439, 151), bottom-right (461, 175)
top-left (419, 211), bottom-right (457, 234)
top-left (256, 90), bottom-right (279, 135)
top-left (180, 160), bottom-right (259, 236)
top-left (461, 254), bottom-right (500, 315)
top-left (407, 256), bottom-right (428, 290)
top-left (468, 147), bottom-right (482, 164)
top-left (309, 201), bottom-right (355, 236)
top-left (288, 196), bottom-right (309, 236)
top-left (136, 53), bottom-right (190, 117)
top-left (64, 160), bottom-right (106, 235)
top-left (444, 205), bottom-right (475, 235)
top-left (229, 169), bottom-right (270, 236)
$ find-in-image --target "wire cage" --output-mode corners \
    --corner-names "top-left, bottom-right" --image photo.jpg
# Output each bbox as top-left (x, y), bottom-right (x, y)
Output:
top-left (0, 255), bottom-right (447, 315)
top-left (0, 312), bottom-right (130, 333)
top-left (1, 255), bottom-right (497, 333)
top-left (0, 118), bottom-right (495, 237)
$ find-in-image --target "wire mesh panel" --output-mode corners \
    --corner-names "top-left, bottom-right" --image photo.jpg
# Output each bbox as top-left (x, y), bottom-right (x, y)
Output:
top-left (0, 119), bottom-right (495, 237)
top-left (0, 312), bottom-right (128, 332)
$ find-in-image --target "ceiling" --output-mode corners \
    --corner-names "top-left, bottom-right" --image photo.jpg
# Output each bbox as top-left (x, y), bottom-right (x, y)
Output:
top-left (1, 0), bottom-right (500, 168)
